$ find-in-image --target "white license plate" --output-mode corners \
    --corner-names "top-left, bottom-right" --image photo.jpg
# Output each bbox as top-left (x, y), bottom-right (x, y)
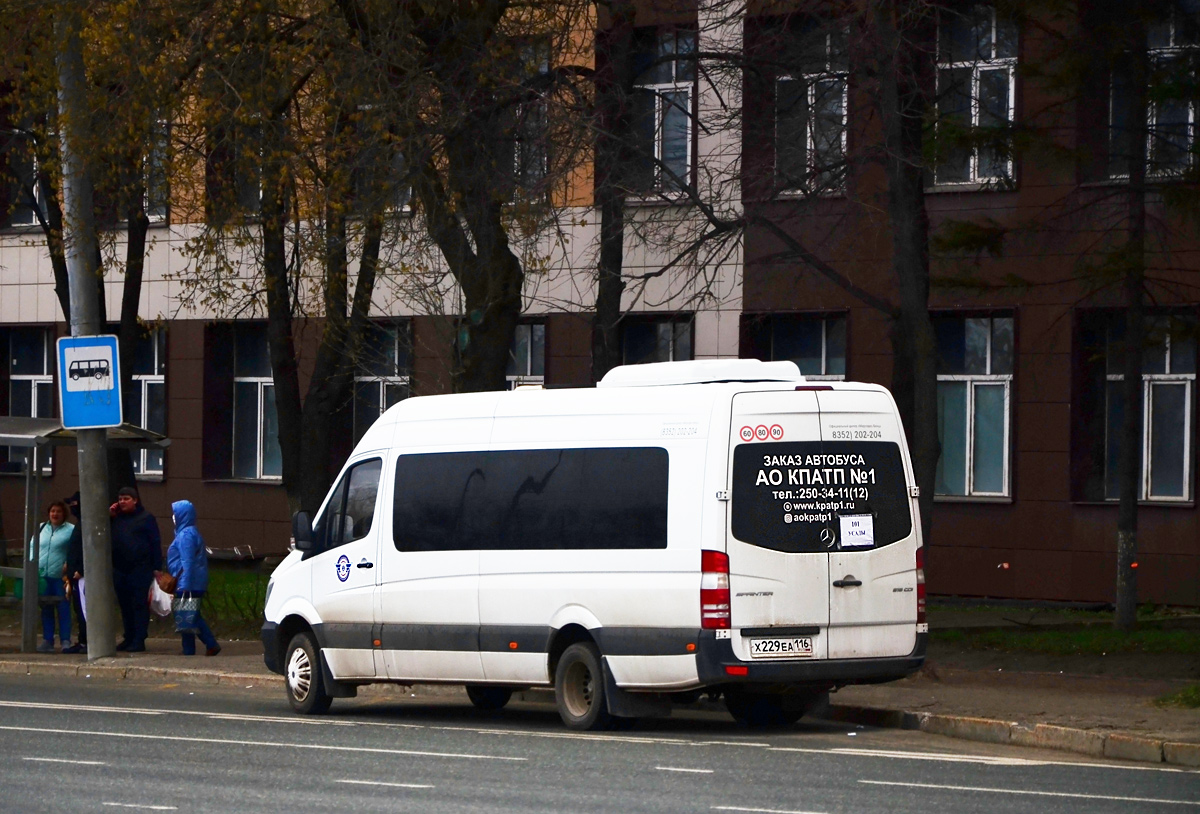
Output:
top-left (748, 637), bottom-right (814, 659)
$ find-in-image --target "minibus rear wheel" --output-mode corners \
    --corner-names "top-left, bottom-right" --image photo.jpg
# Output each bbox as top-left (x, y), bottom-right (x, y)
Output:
top-left (724, 688), bottom-right (805, 727)
top-left (554, 642), bottom-right (611, 730)
top-left (466, 686), bottom-right (514, 711)
top-left (285, 631), bottom-right (333, 715)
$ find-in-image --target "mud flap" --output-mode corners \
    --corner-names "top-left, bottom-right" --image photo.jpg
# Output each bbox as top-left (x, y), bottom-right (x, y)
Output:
top-left (602, 658), bottom-right (672, 719)
top-left (321, 659), bottom-right (359, 699)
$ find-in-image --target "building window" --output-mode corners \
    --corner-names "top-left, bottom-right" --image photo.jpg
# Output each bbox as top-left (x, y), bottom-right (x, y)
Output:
top-left (630, 27), bottom-right (696, 193)
top-left (5, 327), bottom-right (54, 471)
top-left (351, 115), bottom-right (412, 217)
top-left (354, 321), bottom-right (411, 441)
top-left (745, 314), bottom-right (846, 379)
top-left (1, 124), bottom-right (42, 227)
top-left (622, 317), bottom-right (693, 365)
top-left (129, 328), bottom-right (166, 477)
top-left (775, 25), bottom-right (847, 193)
top-left (1104, 316), bottom-right (1195, 501)
top-left (934, 5), bottom-right (1017, 185)
top-left (507, 322), bottom-right (546, 388)
top-left (503, 42), bottom-right (550, 198)
top-left (206, 122), bottom-right (262, 219)
top-left (232, 324), bottom-right (281, 479)
top-left (144, 120), bottom-right (170, 221)
top-left (1110, 4), bottom-right (1199, 178)
top-left (935, 315), bottom-right (1013, 497)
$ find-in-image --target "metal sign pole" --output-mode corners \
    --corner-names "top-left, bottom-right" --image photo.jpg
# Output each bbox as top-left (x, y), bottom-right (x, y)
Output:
top-left (58, 5), bottom-right (116, 660)
top-left (21, 448), bottom-right (38, 653)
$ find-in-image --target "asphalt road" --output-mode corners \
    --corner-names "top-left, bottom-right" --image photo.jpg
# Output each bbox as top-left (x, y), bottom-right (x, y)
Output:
top-left (0, 675), bottom-right (1196, 814)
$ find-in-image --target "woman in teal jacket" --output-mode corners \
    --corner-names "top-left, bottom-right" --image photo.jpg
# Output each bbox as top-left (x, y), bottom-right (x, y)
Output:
top-left (166, 500), bottom-right (220, 657)
top-left (36, 501), bottom-right (74, 653)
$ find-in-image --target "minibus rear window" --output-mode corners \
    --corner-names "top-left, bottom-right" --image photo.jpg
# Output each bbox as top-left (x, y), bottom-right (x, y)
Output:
top-left (731, 441), bottom-right (912, 553)
top-left (393, 447), bottom-right (669, 552)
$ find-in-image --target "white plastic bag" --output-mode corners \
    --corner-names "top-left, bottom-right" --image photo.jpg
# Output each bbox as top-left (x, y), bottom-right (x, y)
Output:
top-left (149, 580), bottom-right (173, 617)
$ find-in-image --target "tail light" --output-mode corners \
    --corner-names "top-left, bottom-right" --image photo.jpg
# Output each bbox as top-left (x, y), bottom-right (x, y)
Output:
top-left (700, 550), bottom-right (731, 630)
top-left (915, 546), bottom-right (926, 626)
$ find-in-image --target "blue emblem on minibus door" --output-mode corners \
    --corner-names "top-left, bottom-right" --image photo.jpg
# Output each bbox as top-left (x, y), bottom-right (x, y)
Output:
top-left (336, 554), bottom-right (351, 582)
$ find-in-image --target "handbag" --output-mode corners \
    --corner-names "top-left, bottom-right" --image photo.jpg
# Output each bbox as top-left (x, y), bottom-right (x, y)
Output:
top-left (173, 593), bottom-right (201, 634)
top-left (157, 572), bottom-right (178, 594)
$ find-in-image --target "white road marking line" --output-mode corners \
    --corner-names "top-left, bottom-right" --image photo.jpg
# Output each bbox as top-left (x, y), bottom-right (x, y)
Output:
top-left (0, 701), bottom-right (162, 716)
top-left (770, 745), bottom-right (1042, 766)
top-left (656, 766), bottom-right (714, 774)
top-left (0, 725), bottom-right (525, 761)
top-left (771, 745), bottom-right (1192, 773)
top-left (336, 780), bottom-right (435, 789)
top-left (24, 757), bottom-right (106, 766)
top-left (713, 806), bottom-right (828, 814)
top-left (859, 780), bottom-right (1200, 806)
top-left (204, 713), bottom-right (356, 726)
top-left (101, 804), bottom-right (177, 811)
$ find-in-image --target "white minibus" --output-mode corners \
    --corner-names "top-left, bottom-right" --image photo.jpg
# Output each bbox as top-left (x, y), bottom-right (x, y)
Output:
top-left (262, 359), bottom-right (927, 729)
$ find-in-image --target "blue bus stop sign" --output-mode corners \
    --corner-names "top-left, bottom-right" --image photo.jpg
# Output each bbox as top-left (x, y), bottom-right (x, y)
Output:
top-left (57, 335), bottom-right (122, 430)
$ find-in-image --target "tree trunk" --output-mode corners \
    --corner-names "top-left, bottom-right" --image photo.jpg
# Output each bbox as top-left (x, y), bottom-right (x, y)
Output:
top-left (1114, 22), bottom-right (1149, 632)
top-left (873, 0), bottom-right (938, 544)
top-left (591, 0), bottom-right (637, 382)
top-left (260, 137), bottom-right (305, 514)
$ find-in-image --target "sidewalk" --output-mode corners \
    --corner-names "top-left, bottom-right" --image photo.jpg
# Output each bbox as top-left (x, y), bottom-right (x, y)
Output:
top-left (0, 617), bottom-right (1197, 770)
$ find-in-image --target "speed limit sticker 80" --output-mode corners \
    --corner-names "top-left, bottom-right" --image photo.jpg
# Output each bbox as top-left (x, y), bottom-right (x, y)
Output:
top-left (739, 424), bottom-right (784, 442)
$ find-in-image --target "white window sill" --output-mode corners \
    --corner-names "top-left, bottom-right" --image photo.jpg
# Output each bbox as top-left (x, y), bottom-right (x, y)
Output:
top-left (926, 180), bottom-right (1016, 194)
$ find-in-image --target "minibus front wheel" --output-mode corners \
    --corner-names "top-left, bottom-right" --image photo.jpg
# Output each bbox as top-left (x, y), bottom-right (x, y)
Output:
top-left (285, 631), bottom-right (333, 715)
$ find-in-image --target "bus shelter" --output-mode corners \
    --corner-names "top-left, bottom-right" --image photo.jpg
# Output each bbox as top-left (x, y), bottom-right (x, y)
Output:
top-left (0, 418), bottom-right (170, 653)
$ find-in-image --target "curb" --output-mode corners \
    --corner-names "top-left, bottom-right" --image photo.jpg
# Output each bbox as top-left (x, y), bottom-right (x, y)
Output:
top-left (0, 658), bottom-right (284, 688)
top-left (825, 703), bottom-right (1198, 768)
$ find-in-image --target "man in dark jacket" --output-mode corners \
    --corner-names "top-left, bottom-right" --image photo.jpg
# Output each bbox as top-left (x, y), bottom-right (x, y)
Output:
top-left (63, 492), bottom-right (86, 654)
top-left (110, 486), bottom-right (162, 652)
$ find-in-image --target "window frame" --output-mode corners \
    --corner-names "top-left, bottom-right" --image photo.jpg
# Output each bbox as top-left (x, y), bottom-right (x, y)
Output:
top-left (229, 324), bottom-right (280, 481)
top-left (506, 321), bottom-right (546, 389)
top-left (933, 5), bottom-right (1018, 186)
top-left (1104, 323), bottom-right (1196, 502)
top-left (130, 328), bottom-right (167, 479)
top-left (760, 313), bottom-right (847, 380)
top-left (934, 315), bottom-right (1014, 500)
top-left (1109, 6), bottom-right (1199, 180)
top-left (2, 125), bottom-right (43, 228)
top-left (144, 119), bottom-right (170, 223)
top-left (353, 321), bottom-right (412, 442)
top-left (774, 29), bottom-right (848, 194)
top-left (621, 316), bottom-right (695, 366)
top-left (232, 377), bottom-right (280, 480)
top-left (630, 27), bottom-right (697, 196)
top-left (5, 327), bottom-right (55, 474)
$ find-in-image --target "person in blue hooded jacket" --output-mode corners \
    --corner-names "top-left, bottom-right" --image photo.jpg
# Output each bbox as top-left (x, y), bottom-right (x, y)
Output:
top-left (165, 500), bottom-right (221, 657)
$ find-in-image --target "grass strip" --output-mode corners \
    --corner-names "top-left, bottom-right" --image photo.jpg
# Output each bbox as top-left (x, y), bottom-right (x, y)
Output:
top-left (933, 627), bottom-right (1200, 656)
top-left (1154, 684), bottom-right (1200, 709)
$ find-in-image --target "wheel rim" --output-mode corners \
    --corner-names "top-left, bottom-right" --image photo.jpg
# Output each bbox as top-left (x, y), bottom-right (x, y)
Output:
top-left (287, 646), bottom-right (312, 703)
top-left (562, 658), bottom-right (594, 719)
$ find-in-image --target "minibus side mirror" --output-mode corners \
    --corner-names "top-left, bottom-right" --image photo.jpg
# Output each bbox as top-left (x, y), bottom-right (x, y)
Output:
top-left (292, 511), bottom-right (315, 552)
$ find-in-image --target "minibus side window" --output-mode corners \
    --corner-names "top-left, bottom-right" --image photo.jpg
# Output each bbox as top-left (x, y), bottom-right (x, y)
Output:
top-left (313, 457), bottom-right (382, 553)
top-left (393, 447), bottom-right (669, 552)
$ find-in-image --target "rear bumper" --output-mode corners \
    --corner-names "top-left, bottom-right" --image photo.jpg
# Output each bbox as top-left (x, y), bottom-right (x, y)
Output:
top-left (261, 622), bottom-right (282, 675)
top-left (695, 630), bottom-right (926, 688)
